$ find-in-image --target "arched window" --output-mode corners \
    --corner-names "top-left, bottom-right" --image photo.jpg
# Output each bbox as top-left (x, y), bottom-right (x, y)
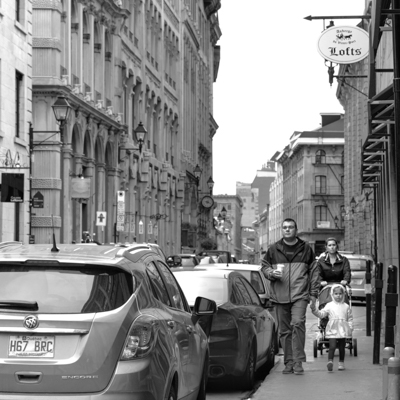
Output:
top-left (315, 175), bottom-right (327, 194)
top-left (315, 206), bottom-right (328, 225)
top-left (316, 149), bottom-right (326, 164)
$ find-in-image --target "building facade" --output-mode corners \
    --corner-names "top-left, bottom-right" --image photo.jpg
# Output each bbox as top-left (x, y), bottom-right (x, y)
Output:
top-left (0, 0), bottom-right (222, 255)
top-left (271, 114), bottom-right (345, 255)
top-left (0, 0), bottom-right (33, 241)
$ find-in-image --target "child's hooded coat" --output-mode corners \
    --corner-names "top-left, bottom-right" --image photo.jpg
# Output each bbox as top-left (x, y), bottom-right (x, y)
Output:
top-left (312, 284), bottom-right (353, 338)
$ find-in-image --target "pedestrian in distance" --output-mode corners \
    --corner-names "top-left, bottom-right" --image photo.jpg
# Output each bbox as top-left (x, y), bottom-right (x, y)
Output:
top-left (310, 284), bottom-right (354, 372)
top-left (261, 218), bottom-right (319, 375)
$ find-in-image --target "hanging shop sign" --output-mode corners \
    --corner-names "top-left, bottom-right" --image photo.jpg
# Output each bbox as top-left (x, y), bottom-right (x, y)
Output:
top-left (317, 26), bottom-right (369, 64)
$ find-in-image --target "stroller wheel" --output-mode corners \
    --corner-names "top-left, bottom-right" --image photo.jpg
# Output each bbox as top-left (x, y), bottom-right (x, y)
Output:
top-left (353, 338), bottom-right (358, 356)
top-left (313, 339), bottom-right (318, 358)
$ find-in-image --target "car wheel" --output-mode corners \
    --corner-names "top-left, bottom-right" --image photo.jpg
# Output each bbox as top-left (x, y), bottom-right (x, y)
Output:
top-left (240, 343), bottom-right (256, 390)
top-left (166, 383), bottom-right (177, 400)
top-left (196, 354), bottom-right (209, 400)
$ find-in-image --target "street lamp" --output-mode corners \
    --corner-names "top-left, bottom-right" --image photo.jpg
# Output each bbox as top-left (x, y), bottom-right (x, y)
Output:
top-left (51, 95), bottom-right (72, 244)
top-left (334, 215), bottom-right (339, 228)
top-left (193, 164), bottom-right (202, 186)
top-left (221, 206), bottom-right (227, 219)
top-left (118, 122), bottom-right (147, 161)
top-left (51, 95), bottom-right (72, 143)
top-left (134, 121), bottom-right (147, 153)
top-left (207, 176), bottom-right (214, 195)
top-left (350, 197), bottom-right (357, 212)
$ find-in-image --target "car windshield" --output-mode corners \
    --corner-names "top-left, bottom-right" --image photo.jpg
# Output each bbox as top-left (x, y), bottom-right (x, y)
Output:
top-left (0, 265), bottom-right (134, 313)
top-left (349, 259), bottom-right (367, 271)
top-left (174, 274), bottom-right (228, 305)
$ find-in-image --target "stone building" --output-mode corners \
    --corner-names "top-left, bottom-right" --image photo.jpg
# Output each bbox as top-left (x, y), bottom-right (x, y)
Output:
top-left (0, 0), bottom-right (33, 241)
top-left (271, 113), bottom-right (345, 255)
top-left (0, 0), bottom-right (221, 254)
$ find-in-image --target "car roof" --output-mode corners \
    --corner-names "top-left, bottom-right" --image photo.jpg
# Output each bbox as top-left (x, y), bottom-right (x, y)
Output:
top-left (0, 241), bottom-right (160, 265)
top-left (343, 253), bottom-right (374, 260)
top-left (195, 263), bottom-right (262, 272)
top-left (172, 269), bottom-right (239, 279)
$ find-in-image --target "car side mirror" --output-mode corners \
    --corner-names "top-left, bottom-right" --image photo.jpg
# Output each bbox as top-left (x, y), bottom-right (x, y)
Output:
top-left (192, 297), bottom-right (217, 336)
top-left (167, 255), bottom-right (182, 268)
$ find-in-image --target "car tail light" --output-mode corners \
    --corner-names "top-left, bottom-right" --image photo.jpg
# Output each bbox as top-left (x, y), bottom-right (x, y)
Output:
top-left (120, 315), bottom-right (156, 361)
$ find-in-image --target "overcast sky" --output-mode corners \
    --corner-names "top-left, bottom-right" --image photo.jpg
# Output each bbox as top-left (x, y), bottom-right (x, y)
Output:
top-left (212, 0), bottom-right (367, 195)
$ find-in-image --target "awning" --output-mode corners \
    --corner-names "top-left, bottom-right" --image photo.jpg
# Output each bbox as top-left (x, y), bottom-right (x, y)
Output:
top-left (362, 84), bottom-right (393, 188)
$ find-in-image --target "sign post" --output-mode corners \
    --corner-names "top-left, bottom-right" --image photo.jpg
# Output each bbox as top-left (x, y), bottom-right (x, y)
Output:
top-left (116, 191), bottom-right (125, 242)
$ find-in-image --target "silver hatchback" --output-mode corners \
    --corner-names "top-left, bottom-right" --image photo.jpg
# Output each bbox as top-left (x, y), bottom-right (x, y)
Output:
top-left (0, 241), bottom-right (216, 400)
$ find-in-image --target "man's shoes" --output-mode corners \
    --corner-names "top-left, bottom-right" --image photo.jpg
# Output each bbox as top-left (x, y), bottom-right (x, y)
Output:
top-left (293, 362), bottom-right (304, 375)
top-left (338, 362), bottom-right (345, 371)
top-left (282, 362), bottom-right (294, 374)
top-left (327, 361), bottom-right (333, 372)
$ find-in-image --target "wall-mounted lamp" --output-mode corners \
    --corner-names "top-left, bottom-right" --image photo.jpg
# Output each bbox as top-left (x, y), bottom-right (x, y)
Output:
top-left (334, 215), bottom-right (339, 228)
top-left (118, 122), bottom-right (147, 162)
top-left (350, 197), bottom-right (357, 212)
top-left (221, 206), bottom-right (227, 219)
top-left (193, 164), bottom-right (202, 186)
top-left (51, 95), bottom-right (72, 143)
top-left (207, 176), bottom-right (214, 195)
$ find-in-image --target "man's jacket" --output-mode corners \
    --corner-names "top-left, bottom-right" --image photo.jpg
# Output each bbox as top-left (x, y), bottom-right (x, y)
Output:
top-left (262, 238), bottom-right (318, 304)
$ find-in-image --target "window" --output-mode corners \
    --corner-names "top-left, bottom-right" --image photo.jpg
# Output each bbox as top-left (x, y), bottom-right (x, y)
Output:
top-left (146, 262), bottom-right (171, 306)
top-left (315, 175), bottom-right (327, 194)
top-left (240, 278), bottom-right (261, 306)
top-left (15, 71), bottom-right (23, 138)
top-left (316, 150), bottom-right (326, 164)
top-left (315, 205), bottom-right (328, 223)
top-left (235, 278), bottom-right (252, 305)
top-left (157, 261), bottom-right (186, 311)
top-left (15, 0), bottom-right (21, 22)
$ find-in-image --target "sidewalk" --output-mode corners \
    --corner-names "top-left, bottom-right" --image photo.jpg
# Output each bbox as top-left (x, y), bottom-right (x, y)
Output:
top-left (252, 308), bottom-right (383, 400)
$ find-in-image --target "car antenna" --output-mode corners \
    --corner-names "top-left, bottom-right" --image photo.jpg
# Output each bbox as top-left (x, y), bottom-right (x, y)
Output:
top-left (50, 214), bottom-right (59, 252)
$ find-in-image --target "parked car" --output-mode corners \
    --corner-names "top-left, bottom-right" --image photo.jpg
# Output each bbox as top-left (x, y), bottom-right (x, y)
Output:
top-left (342, 252), bottom-right (374, 302)
top-left (166, 253), bottom-right (200, 269)
top-left (173, 269), bottom-right (277, 390)
top-left (0, 241), bottom-right (216, 400)
top-left (195, 263), bottom-right (271, 303)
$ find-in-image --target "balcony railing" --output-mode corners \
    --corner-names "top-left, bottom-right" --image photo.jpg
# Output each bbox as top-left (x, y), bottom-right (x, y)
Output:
top-left (311, 185), bottom-right (344, 195)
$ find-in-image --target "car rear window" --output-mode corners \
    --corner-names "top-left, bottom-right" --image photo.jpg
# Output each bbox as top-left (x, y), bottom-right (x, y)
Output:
top-left (0, 265), bottom-right (134, 313)
top-left (181, 258), bottom-right (195, 266)
top-left (348, 259), bottom-right (367, 271)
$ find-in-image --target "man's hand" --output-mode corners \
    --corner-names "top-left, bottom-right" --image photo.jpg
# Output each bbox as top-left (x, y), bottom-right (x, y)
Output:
top-left (310, 296), bottom-right (317, 306)
top-left (310, 303), bottom-right (316, 311)
top-left (340, 280), bottom-right (347, 286)
top-left (321, 281), bottom-right (327, 287)
top-left (272, 270), bottom-right (282, 280)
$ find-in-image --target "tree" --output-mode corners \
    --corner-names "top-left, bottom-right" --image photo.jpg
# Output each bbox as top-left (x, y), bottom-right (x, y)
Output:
top-left (200, 237), bottom-right (217, 250)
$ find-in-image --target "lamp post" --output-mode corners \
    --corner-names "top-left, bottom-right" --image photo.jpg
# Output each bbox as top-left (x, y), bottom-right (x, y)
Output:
top-left (334, 215), bottom-right (339, 228)
top-left (118, 121), bottom-right (147, 161)
top-left (51, 95), bottom-right (72, 243)
top-left (193, 164), bottom-right (202, 186)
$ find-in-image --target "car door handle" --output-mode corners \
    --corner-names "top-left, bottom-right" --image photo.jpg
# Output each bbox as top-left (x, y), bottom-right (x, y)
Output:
top-left (167, 320), bottom-right (175, 329)
top-left (186, 325), bottom-right (194, 334)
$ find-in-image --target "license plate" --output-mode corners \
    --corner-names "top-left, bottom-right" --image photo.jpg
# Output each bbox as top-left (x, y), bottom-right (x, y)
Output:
top-left (8, 335), bottom-right (55, 358)
top-left (351, 279), bottom-right (363, 286)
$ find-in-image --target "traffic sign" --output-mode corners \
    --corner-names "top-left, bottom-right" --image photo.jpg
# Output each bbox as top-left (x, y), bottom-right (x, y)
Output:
top-left (96, 211), bottom-right (107, 226)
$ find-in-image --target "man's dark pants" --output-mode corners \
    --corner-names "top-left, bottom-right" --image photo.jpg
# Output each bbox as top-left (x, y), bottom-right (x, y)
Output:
top-left (275, 299), bottom-right (308, 365)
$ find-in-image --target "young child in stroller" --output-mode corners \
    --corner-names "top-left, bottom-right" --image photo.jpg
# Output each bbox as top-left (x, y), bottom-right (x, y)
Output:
top-left (311, 284), bottom-right (354, 371)
top-left (315, 238), bottom-right (351, 329)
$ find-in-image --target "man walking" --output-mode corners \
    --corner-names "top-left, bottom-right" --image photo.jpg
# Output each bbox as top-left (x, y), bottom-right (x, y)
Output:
top-left (262, 218), bottom-right (318, 375)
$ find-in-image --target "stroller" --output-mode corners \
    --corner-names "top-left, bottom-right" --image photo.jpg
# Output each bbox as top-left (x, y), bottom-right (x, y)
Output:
top-left (313, 283), bottom-right (358, 357)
